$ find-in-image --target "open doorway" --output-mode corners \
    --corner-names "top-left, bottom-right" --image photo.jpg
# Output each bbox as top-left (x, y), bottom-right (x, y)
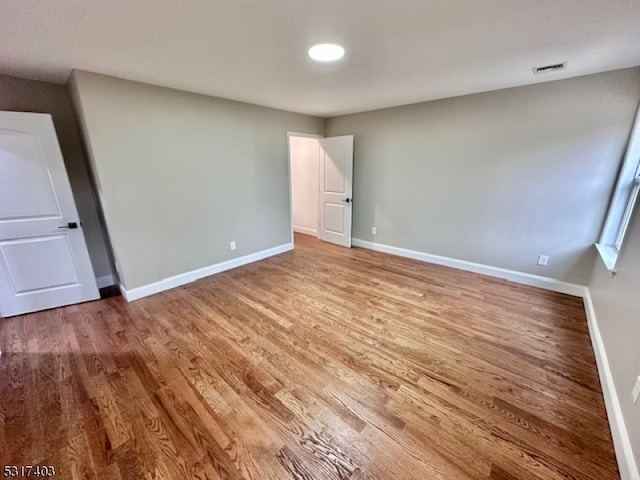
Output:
top-left (288, 133), bottom-right (321, 241)
top-left (288, 132), bottom-right (354, 249)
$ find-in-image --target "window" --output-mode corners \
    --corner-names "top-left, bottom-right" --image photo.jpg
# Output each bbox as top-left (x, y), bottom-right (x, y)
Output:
top-left (596, 103), bottom-right (640, 272)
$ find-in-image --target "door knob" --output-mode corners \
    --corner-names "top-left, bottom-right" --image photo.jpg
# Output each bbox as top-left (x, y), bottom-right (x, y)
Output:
top-left (57, 222), bottom-right (79, 230)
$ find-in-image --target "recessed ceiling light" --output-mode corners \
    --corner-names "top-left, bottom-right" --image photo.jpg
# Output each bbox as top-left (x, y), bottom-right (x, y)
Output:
top-left (308, 43), bottom-right (345, 62)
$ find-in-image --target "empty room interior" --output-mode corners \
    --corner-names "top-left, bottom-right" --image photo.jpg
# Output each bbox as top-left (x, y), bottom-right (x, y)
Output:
top-left (1, 1), bottom-right (640, 479)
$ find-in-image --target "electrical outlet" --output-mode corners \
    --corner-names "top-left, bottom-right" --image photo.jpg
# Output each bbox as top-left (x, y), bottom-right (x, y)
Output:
top-left (230, 241), bottom-right (236, 251)
top-left (371, 227), bottom-right (377, 235)
top-left (632, 376), bottom-right (640, 404)
top-left (537, 254), bottom-right (549, 266)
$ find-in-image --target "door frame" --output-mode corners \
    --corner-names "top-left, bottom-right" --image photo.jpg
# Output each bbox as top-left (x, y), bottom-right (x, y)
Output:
top-left (287, 131), bottom-right (323, 248)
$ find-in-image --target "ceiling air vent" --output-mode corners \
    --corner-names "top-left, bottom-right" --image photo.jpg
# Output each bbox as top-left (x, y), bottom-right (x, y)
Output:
top-left (533, 62), bottom-right (567, 75)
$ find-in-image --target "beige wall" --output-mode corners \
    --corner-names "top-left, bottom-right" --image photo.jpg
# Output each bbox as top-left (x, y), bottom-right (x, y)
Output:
top-left (326, 68), bottom-right (640, 284)
top-left (0, 73), bottom-right (114, 281)
top-left (69, 70), bottom-right (323, 290)
top-left (290, 135), bottom-right (320, 235)
top-left (589, 209), bottom-right (640, 472)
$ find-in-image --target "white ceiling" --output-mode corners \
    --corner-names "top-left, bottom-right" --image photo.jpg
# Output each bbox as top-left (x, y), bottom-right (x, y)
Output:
top-left (3, 0), bottom-right (640, 117)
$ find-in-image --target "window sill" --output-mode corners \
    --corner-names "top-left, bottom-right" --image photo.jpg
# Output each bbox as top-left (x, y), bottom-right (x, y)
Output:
top-left (595, 243), bottom-right (618, 274)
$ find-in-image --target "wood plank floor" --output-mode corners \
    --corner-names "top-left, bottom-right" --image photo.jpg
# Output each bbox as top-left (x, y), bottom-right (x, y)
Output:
top-left (0, 233), bottom-right (619, 479)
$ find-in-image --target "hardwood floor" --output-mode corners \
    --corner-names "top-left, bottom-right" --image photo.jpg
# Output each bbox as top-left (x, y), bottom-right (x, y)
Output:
top-left (0, 233), bottom-right (619, 479)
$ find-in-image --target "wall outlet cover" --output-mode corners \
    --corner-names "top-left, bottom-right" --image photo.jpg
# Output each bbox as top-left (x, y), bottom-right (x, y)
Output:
top-left (537, 254), bottom-right (549, 266)
top-left (371, 227), bottom-right (377, 235)
top-left (230, 241), bottom-right (236, 251)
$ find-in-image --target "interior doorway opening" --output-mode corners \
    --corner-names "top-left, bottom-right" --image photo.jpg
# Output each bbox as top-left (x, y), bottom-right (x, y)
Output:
top-left (288, 133), bottom-right (321, 245)
top-left (287, 132), bottom-right (354, 249)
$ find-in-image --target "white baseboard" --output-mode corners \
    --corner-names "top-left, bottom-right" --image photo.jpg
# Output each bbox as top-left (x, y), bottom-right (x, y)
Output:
top-left (293, 226), bottom-right (317, 236)
top-left (583, 291), bottom-right (639, 480)
top-left (352, 238), bottom-right (586, 297)
top-left (96, 274), bottom-right (116, 288)
top-left (120, 243), bottom-right (293, 302)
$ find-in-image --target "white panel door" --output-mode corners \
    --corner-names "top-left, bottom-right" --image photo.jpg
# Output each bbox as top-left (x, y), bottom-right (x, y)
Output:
top-left (318, 135), bottom-right (353, 247)
top-left (0, 111), bottom-right (99, 317)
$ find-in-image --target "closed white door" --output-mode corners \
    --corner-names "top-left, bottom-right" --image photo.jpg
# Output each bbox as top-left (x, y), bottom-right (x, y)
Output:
top-left (318, 135), bottom-right (354, 247)
top-left (0, 111), bottom-right (99, 317)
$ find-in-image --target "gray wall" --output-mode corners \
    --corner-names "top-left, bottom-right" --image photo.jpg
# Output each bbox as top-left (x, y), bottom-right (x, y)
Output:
top-left (0, 73), bottom-right (114, 281)
top-left (589, 209), bottom-right (640, 472)
top-left (326, 68), bottom-right (640, 284)
top-left (69, 70), bottom-right (323, 290)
